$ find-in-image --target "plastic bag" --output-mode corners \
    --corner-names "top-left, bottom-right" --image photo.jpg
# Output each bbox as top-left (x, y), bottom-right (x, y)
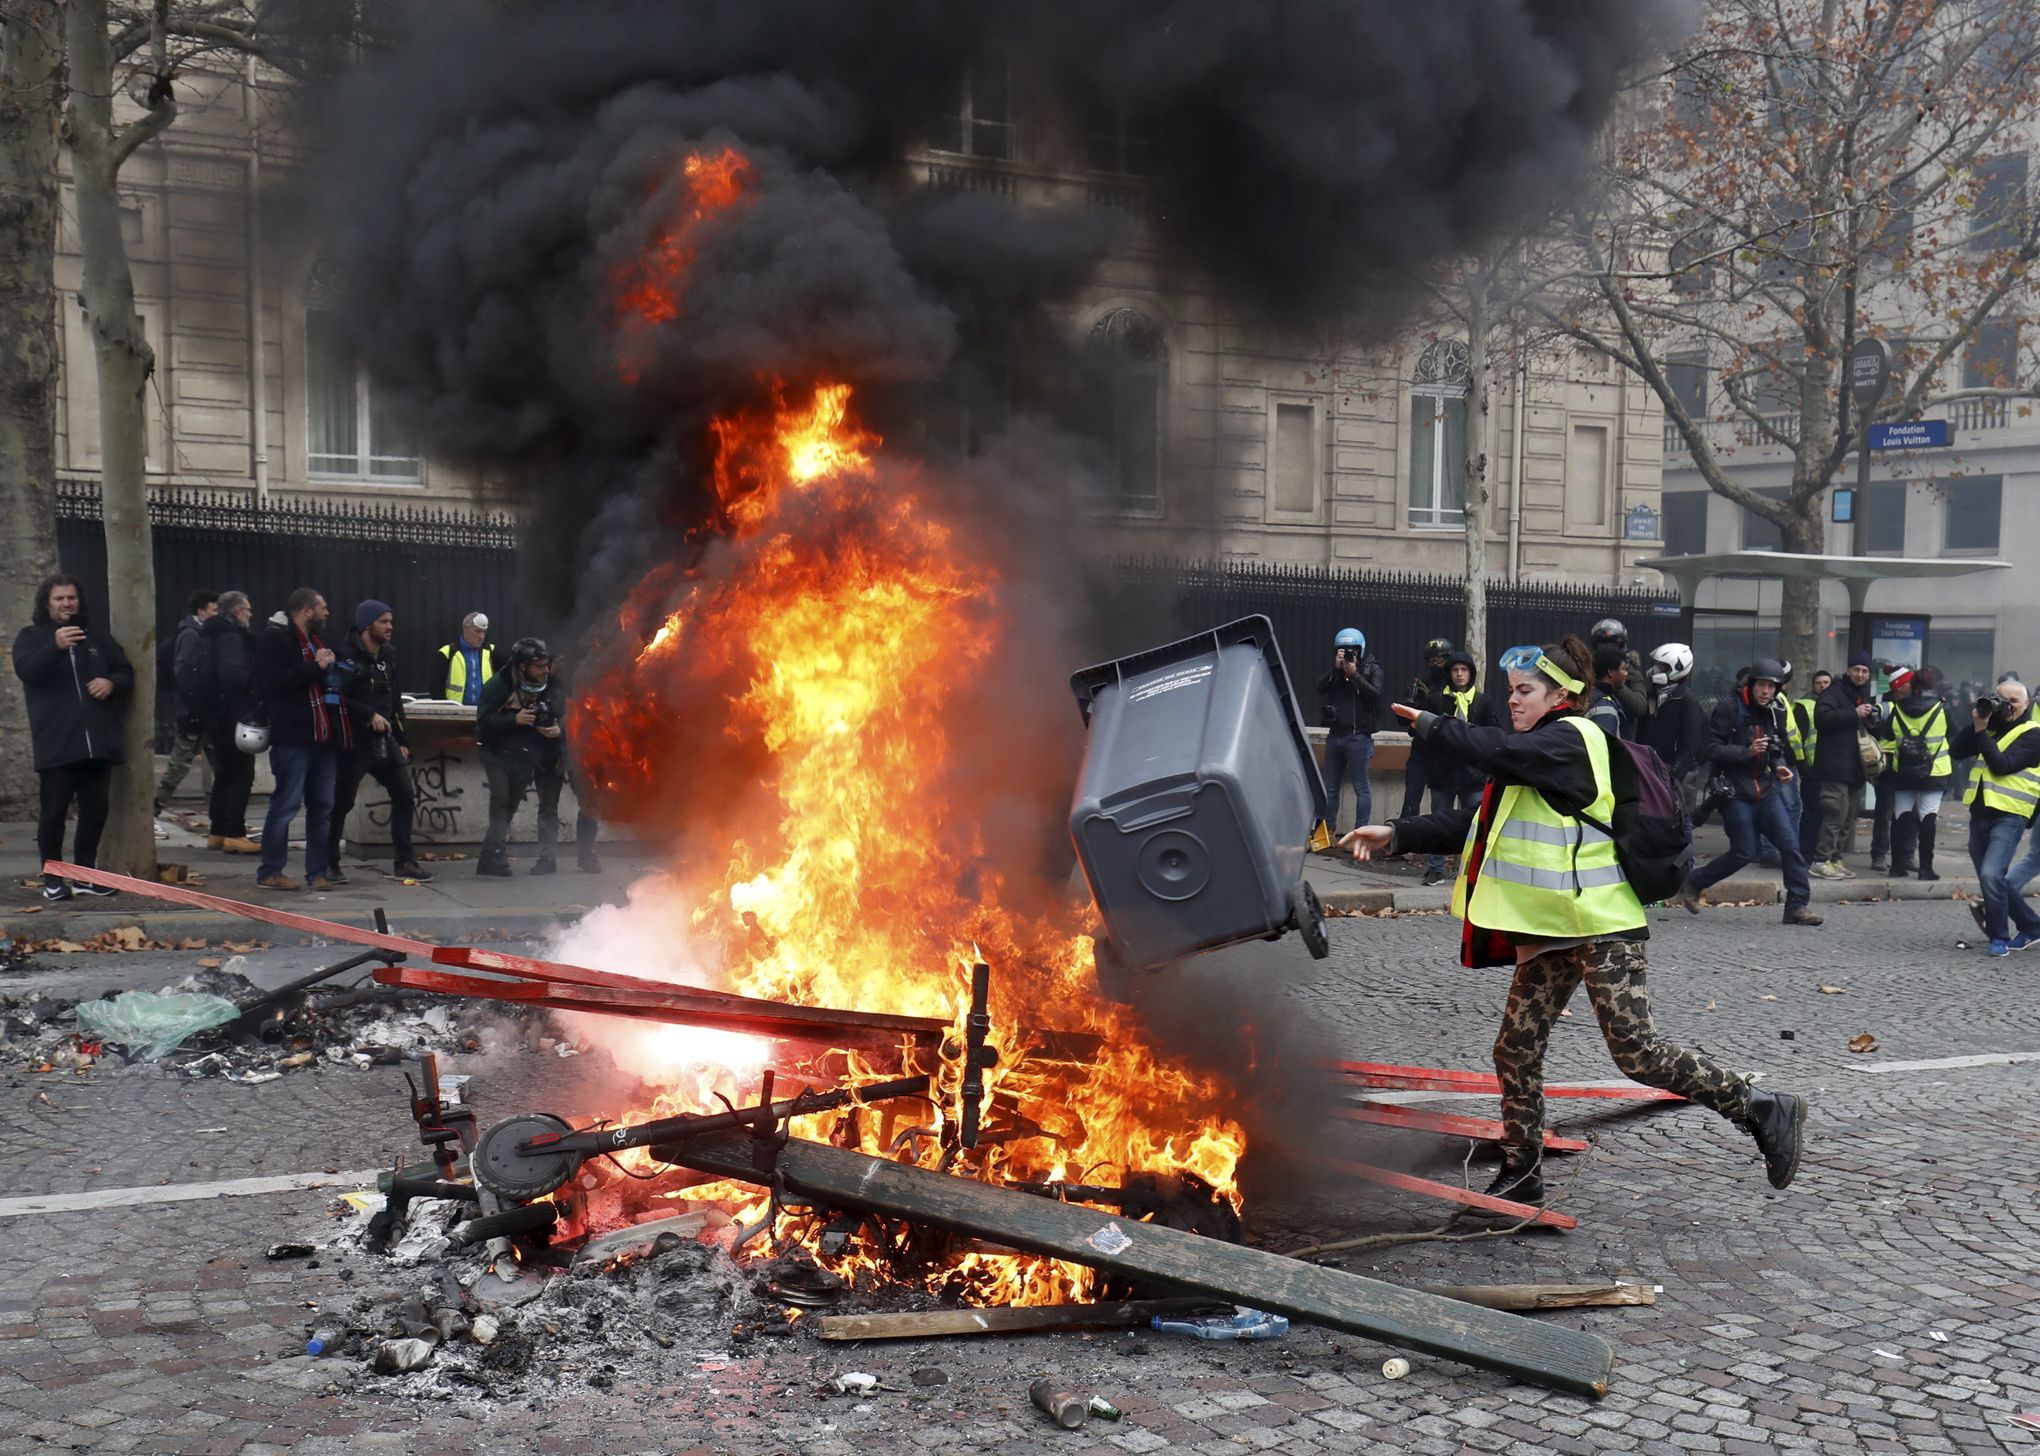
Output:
top-left (74, 989), bottom-right (240, 1059)
top-left (1151, 1307), bottom-right (1290, 1341)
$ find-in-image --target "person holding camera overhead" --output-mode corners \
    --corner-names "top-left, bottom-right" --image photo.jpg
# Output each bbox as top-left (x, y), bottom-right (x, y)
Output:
top-left (1671, 659), bottom-right (1822, 926)
top-left (1317, 627), bottom-right (1384, 836)
top-left (253, 587), bottom-right (348, 892)
top-left (1952, 678), bottom-right (2040, 956)
top-left (476, 636), bottom-right (570, 877)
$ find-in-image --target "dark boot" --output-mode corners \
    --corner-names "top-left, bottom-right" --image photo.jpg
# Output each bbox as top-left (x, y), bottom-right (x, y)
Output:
top-left (577, 848), bottom-right (602, 874)
top-left (476, 850), bottom-right (513, 878)
top-left (1744, 1089), bottom-right (1807, 1189)
top-left (1782, 903), bottom-right (1823, 926)
top-left (529, 856), bottom-right (557, 876)
top-left (1482, 1159), bottom-right (1545, 1207)
top-left (1889, 811), bottom-right (1917, 877)
top-left (1916, 813), bottom-right (1940, 882)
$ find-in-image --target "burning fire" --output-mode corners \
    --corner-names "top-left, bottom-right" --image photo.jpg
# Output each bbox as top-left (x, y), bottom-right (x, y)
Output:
top-left (565, 147), bottom-right (1245, 1305)
top-left (611, 147), bottom-right (755, 385)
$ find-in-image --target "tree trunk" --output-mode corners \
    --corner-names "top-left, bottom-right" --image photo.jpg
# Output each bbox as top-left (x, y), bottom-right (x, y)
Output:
top-left (1461, 283), bottom-right (1492, 671)
top-left (0, 3), bottom-right (64, 816)
top-left (66, 0), bottom-right (160, 876)
top-left (1778, 502), bottom-right (1824, 677)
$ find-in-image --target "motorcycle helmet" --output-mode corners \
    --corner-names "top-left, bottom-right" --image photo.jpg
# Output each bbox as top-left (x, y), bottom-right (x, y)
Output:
top-left (1647, 642), bottom-right (1694, 685)
top-left (1749, 657), bottom-right (1789, 686)
top-left (235, 719), bottom-right (271, 755)
top-left (1423, 637), bottom-right (1454, 658)
top-left (1590, 617), bottom-right (1628, 648)
top-left (510, 636), bottom-right (551, 667)
top-left (1333, 627), bottom-right (1365, 652)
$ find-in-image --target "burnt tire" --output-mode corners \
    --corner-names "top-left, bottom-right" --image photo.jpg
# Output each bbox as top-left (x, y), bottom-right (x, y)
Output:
top-left (1293, 881), bottom-right (1330, 960)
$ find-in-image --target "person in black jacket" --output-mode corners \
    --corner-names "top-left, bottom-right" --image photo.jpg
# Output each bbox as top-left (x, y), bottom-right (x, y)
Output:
top-left (1397, 637), bottom-right (1454, 820)
top-left (1810, 652), bottom-right (1879, 878)
top-left (11, 576), bottom-right (133, 901)
top-left (154, 588), bottom-right (217, 814)
top-left (253, 587), bottom-right (349, 891)
top-left (328, 601), bottom-right (435, 884)
top-left (1418, 650), bottom-right (1498, 885)
top-left (194, 592), bottom-right (259, 854)
top-left (1952, 680), bottom-right (2040, 954)
top-left (1672, 660), bottom-right (1820, 925)
top-left (476, 637), bottom-right (571, 876)
top-left (1642, 642), bottom-right (1707, 779)
top-left (1585, 642), bottom-right (1632, 741)
top-left (1316, 627), bottom-right (1385, 834)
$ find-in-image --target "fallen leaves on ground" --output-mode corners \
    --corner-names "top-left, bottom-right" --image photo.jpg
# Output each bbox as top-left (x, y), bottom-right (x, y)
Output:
top-left (1758, 994), bottom-right (1779, 1001)
top-left (1818, 985), bottom-right (1847, 994)
top-left (1848, 1032), bottom-right (1880, 1054)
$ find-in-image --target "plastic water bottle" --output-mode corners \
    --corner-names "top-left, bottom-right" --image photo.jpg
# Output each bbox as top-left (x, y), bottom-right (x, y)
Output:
top-left (305, 1329), bottom-right (340, 1357)
top-left (1150, 1307), bottom-right (1290, 1341)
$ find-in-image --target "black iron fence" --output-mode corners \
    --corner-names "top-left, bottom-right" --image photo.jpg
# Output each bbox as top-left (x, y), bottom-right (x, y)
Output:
top-left (1099, 559), bottom-right (1681, 696)
top-left (56, 484), bottom-right (526, 740)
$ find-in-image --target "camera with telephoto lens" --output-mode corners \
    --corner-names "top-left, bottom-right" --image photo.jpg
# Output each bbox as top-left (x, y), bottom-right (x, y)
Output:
top-left (1976, 692), bottom-right (2008, 722)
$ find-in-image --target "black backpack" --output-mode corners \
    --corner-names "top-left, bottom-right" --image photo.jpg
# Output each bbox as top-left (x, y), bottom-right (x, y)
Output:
top-left (1892, 705), bottom-right (1939, 782)
top-left (1570, 734), bottom-right (1695, 903)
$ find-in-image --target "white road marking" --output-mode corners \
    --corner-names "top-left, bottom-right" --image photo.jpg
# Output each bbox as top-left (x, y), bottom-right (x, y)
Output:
top-left (1847, 1051), bottom-right (2040, 1074)
top-left (0, 1169), bottom-right (382, 1220)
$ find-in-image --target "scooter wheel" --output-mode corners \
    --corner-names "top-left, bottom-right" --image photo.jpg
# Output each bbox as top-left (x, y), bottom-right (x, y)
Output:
top-left (1294, 881), bottom-right (1331, 960)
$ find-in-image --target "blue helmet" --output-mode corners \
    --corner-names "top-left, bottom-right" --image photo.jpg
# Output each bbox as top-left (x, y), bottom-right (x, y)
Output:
top-left (1334, 627), bottom-right (1365, 651)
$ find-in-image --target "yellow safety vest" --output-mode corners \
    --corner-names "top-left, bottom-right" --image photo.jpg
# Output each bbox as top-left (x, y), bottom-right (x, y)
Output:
top-left (1787, 697), bottom-right (1816, 760)
top-left (1444, 686), bottom-right (1477, 721)
top-left (439, 643), bottom-right (497, 703)
top-left (1887, 701), bottom-right (1952, 779)
top-left (1451, 717), bottom-right (1644, 939)
top-left (1965, 719), bottom-right (2040, 815)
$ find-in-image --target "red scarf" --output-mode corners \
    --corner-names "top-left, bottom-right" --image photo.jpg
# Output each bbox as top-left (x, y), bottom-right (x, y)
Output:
top-left (297, 626), bottom-right (353, 751)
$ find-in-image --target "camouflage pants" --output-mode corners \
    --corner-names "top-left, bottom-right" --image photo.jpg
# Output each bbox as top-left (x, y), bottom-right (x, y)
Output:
top-left (1493, 939), bottom-right (1752, 1165)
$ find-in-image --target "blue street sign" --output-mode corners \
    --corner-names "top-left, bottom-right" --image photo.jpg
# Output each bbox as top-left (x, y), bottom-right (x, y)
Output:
top-left (1868, 420), bottom-right (1949, 450)
top-left (1624, 503), bottom-right (1659, 541)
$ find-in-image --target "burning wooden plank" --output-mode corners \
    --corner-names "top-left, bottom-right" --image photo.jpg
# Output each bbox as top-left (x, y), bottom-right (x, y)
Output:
top-left (661, 1131), bottom-right (1616, 1397)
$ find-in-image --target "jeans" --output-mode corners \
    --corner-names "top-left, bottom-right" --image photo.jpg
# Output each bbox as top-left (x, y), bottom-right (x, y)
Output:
top-left (203, 725), bottom-right (256, 838)
top-left (1759, 777), bottom-right (1801, 860)
top-left (1688, 792), bottom-right (1812, 910)
top-left (259, 742), bottom-right (337, 881)
top-left (330, 742), bottom-right (417, 869)
top-left (1323, 731), bottom-right (1373, 832)
top-left (483, 752), bottom-right (563, 857)
top-left (1968, 811), bottom-right (2040, 942)
top-left (37, 760), bottom-right (113, 874)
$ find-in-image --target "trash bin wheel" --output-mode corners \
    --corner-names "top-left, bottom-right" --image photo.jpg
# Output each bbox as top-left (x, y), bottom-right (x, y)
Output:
top-left (1293, 881), bottom-right (1330, 960)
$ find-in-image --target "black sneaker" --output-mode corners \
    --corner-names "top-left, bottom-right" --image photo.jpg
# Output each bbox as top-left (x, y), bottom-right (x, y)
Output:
top-left (40, 878), bottom-right (71, 903)
top-left (1421, 868), bottom-right (1444, 886)
top-left (529, 857), bottom-right (557, 876)
top-left (69, 881), bottom-right (119, 899)
top-left (476, 856), bottom-right (513, 879)
top-left (392, 861), bottom-right (437, 883)
top-left (322, 868), bottom-right (351, 887)
top-left (1745, 1089), bottom-right (1807, 1189)
top-left (577, 850), bottom-right (602, 874)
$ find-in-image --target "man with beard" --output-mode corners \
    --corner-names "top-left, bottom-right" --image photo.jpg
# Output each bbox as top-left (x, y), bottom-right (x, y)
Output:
top-left (254, 588), bottom-right (349, 891)
top-left (329, 601), bottom-right (435, 884)
top-left (476, 637), bottom-right (570, 876)
top-left (11, 575), bottom-right (133, 901)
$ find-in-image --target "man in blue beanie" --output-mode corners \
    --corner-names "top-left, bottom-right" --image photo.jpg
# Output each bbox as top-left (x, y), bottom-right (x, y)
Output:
top-left (329, 600), bottom-right (434, 883)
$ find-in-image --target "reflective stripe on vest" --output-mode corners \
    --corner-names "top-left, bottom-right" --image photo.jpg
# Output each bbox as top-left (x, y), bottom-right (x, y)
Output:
top-left (1451, 716), bottom-right (1645, 938)
top-left (1889, 701), bottom-right (1952, 778)
top-left (1790, 697), bottom-right (1817, 759)
top-left (440, 644), bottom-right (496, 703)
top-left (1965, 719), bottom-right (2040, 814)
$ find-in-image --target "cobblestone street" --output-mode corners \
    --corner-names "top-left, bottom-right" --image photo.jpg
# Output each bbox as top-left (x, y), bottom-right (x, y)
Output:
top-left (2, 899), bottom-right (2036, 1455)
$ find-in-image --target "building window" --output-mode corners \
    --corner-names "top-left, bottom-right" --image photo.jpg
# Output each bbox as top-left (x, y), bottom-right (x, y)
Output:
top-left (928, 57), bottom-right (1013, 161)
top-left (306, 309), bottom-right (421, 482)
top-left (1269, 401), bottom-right (1317, 516)
top-left (1662, 490), bottom-right (1708, 556)
top-left (1969, 155), bottom-right (2027, 252)
top-left (1964, 318), bottom-right (2020, 390)
top-left (1565, 424), bottom-right (1609, 528)
top-left (1085, 308), bottom-right (1163, 511)
top-left (1862, 480), bottom-right (1905, 555)
top-left (1408, 339), bottom-right (1467, 530)
top-left (1739, 485), bottom-right (1789, 551)
top-left (1085, 103), bottom-right (1157, 176)
top-left (1944, 475), bottom-right (2002, 553)
top-left (1665, 350), bottom-right (1709, 420)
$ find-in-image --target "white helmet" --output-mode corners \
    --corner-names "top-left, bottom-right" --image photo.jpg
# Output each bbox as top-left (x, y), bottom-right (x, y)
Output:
top-left (1648, 642), bottom-right (1694, 686)
top-left (235, 719), bottom-right (271, 754)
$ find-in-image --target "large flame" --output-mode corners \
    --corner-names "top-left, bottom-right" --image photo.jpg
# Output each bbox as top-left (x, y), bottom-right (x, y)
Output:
top-left (567, 147), bottom-right (1245, 1305)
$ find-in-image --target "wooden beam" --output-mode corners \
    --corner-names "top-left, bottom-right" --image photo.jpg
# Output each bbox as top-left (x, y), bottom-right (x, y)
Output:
top-left (1419, 1283), bottom-right (1656, 1312)
top-left (663, 1133), bottom-right (1614, 1397)
top-left (1333, 1103), bottom-right (1589, 1153)
top-left (817, 1298), bottom-right (1219, 1342)
top-left (47, 861), bottom-right (429, 957)
top-left (1311, 1154), bottom-right (1579, 1231)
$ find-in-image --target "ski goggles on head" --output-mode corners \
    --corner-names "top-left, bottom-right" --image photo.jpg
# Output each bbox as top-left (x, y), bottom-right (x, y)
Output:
top-left (1497, 644), bottom-right (1585, 695)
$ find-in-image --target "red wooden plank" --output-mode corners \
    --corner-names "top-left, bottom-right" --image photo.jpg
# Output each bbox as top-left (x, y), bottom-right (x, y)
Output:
top-left (1318, 1059), bottom-right (1683, 1102)
top-left (45, 861), bottom-right (431, 957)
top-left (1334, 1103), bottom-right (1590, 1153)
top-left (1313, 1154), bottom-right (1578, 1230)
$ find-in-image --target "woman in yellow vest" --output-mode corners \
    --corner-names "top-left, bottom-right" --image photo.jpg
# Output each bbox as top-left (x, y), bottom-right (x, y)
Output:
top-left (1880, 666), bottom-right (1952, 881)
top-left (1341, 635), bottom-right (1806, 1205)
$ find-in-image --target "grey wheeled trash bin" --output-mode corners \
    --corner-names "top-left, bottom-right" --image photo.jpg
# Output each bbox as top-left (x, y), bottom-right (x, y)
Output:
top-left (1069, 615), bottom-right (1330, 975)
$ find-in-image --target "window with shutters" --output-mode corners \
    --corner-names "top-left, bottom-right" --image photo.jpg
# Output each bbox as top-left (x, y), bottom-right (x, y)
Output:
top-left (1407, 340), bottom-right (1467, 530)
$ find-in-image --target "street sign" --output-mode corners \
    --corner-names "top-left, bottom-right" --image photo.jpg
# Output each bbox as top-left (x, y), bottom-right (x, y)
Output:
top-left (1623, 503), bottom-right (1659, 541)
top-left (1868, 419), bottom-right (1949, 450)
top-left (1848, 338), bottom-right (1891, 406)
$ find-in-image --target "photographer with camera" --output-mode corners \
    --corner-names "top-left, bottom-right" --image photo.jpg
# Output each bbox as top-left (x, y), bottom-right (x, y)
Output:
top-left (1395, 638), bottom-right (1453, 821)
top-left (476, 636), bottom-right (570, 877)
top-left (1317, 627), bottom-right (1385, 835)
top-left (1671, 660), bottom-right (1820, 925)
top-left (1952, 679), bottom-right (2040, 955)
top-left (327, 601), bottom-right (434, 885)
top-left (252, 588), bottom-right (348, 892)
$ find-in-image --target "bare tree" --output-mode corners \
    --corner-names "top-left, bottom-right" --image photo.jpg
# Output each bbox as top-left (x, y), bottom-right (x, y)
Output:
top-left (1548, 0), bottom-right (2040, 670)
